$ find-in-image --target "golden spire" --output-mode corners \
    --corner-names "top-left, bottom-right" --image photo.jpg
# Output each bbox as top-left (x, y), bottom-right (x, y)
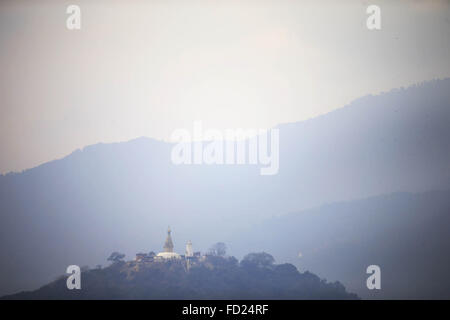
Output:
top-left (163, 226), bottom-right (174, 252)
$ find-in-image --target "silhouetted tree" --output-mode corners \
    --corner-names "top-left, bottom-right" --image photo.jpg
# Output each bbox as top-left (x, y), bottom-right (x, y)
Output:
top-left (241, 252), bottom-right (275, 269)
top-left (209, 242), bottom-right (227, 256)
top-left (107, 252), bottom-right (125, 263)
top-left (275, 263), bottom-right (299, 276)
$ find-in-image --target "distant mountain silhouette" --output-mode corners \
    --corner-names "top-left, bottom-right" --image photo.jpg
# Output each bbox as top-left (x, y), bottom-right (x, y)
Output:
top-left (1, 252), bottom-right (357, 300)
top-left (235, 188), bottom-right (450, 299)
top-left (0, 79), bottom-right (449, 297)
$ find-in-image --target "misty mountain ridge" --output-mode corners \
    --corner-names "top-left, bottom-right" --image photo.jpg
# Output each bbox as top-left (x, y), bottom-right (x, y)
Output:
top-left (236, 187), bottom-right (450, 299)
top-left (0, 78), bottom-right (449, 298)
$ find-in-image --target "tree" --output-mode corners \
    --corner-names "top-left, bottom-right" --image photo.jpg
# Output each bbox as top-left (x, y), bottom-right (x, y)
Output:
top-left (107, 252), bottom-right (125, 263)
top-left (275, 263), bottom-right (299, 276)
top-left (209, 242), bottom-right (227, 256)
top-left (241, 252), bottom-right (275, 269)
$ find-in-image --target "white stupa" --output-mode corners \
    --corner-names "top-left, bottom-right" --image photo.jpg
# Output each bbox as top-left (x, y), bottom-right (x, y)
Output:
top-left (156, 227), bottom-right (181, 259)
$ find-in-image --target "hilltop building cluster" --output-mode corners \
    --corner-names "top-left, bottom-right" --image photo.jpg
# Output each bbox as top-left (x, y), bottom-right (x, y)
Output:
top-left (134, 227), bottom-right (202, 264)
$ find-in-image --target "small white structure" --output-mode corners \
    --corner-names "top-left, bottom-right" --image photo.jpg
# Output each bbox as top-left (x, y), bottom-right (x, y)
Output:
top-left (156, 251), bottom-right (181, 259)
top-left (156, 227), bottom-right (181, 259)
top-left (186, 240), bottom-right (193, 257)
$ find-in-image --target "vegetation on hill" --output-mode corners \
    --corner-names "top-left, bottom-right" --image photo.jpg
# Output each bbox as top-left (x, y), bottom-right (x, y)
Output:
top-left (2, 252), bottom-right (357, 300)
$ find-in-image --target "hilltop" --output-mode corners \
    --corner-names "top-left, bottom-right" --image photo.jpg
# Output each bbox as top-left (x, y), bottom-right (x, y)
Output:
top-left (2, 252), bottom-right (357, 300)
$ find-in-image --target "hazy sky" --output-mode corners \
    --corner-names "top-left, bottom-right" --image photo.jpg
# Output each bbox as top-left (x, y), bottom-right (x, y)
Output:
top-left (1, 0), bottom-right (449, 173)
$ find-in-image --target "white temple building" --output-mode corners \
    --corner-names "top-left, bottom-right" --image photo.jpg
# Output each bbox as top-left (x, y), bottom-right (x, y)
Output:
top-left (156, 227), bottom-right (181, 259)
